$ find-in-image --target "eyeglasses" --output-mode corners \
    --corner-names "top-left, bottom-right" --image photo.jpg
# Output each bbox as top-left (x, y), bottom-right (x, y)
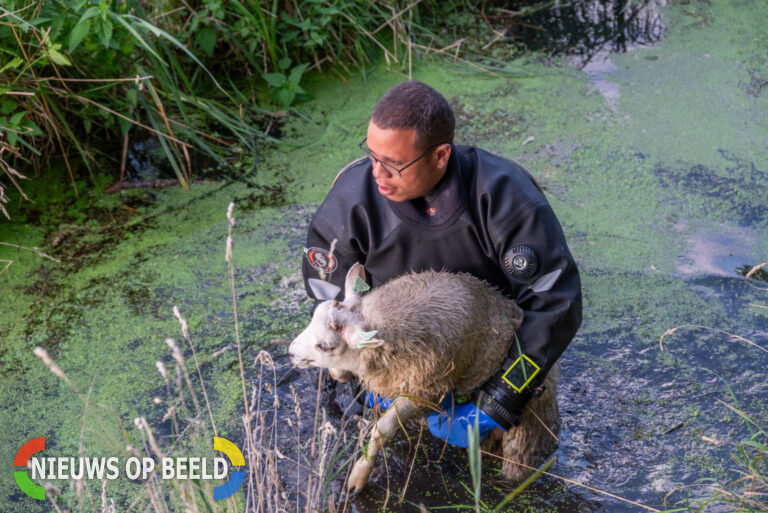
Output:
top-left (359, 137), bottom-right (444, 178)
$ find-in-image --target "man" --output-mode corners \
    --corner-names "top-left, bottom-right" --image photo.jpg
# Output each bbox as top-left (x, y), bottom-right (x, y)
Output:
top-left (301, 80), bottom-right (581, 444)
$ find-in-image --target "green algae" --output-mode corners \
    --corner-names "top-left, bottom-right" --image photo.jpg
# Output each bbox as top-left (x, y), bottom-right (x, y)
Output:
top-left (0, 178), bottom-right (310, 510)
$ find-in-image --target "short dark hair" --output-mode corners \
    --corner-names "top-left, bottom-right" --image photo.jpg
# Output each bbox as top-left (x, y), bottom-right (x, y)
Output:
top-left (371, 80), bottom-right (455, 150)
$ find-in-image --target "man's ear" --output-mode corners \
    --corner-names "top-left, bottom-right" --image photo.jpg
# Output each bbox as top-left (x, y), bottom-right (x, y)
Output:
top-left (433, 143), bottom-right (452, 169)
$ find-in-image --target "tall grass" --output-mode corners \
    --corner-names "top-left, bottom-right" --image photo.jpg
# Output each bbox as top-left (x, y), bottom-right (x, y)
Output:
top-left (0, 1), bottom-right (271, 200)
top-left (702, 401), bottom-right (767, 512)
top-left (1, 0), bottom-right (545, 220)
top-left (29, 202), bottom-right (361, 512)
top-left (0, 0), bottom-right (439, 211)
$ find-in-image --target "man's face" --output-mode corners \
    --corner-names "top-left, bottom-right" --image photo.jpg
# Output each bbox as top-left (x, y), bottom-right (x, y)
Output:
top-left (365, 120), bottom-right (451, 202)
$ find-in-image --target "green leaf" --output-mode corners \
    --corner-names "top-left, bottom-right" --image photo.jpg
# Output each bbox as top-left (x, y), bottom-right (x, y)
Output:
top-left (353, 277), bottom-right (370, 293)
top-left (1, 57), bottom-right (24, 74)
top-left (93, 17), bottom-right (113, 47)
top-left (110, 14), bottom-right (163, 62)
top-left (9, 111), bottom-right (24, 126)
top-left (283, 30), bottom-right (299, 43)
top-left (47, 47), bottom-right (72, 66)
top-left (195, 27), bottom-right (216, 57)
top-left (120, 14), bottom-right (228, 96)
top-left (7, 130), bottom-right (18, 147)
top-left (263, 73), bottom-right (286, 87)
top-left (29, 17), bottom-right (53, 27)
top-left (278, 57), bottom-right (291, 71)
top-left (50, 15), bottom-right (66, 40)
top-left (288, 63), bottom-right (309, 86)
top-left (80, 6), bottom-right (101, 22)
top-left (69, 18), bottom-right (92, 51)
top-left (125, 88), bottom-right (137, 108)
top-left (1, 100), bottom-right (17, 114)
top-left (21, 120), bottom-right (42, 136)
top-left (273, 88), bottom-right (295, 108)
top-left (119, 117), bottom-right (132, 135)
top-left (740, 440), bottom-right (768, 451)
top-left (119, 39), bottom-right (133, 55)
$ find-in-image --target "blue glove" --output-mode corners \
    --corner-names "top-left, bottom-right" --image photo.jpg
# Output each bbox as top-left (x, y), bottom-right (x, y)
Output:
top-left (364, 391), bottom-right (393, 411)
top-left (425, 395), bottom-right (502, 448)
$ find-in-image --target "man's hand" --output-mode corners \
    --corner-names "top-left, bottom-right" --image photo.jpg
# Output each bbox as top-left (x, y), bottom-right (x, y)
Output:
top-left (425, 396), bottom-right (502, 448)
top-left (364, 391), bottom-right (393, 410)
top-left (364, 392), bottom-right (503, 449)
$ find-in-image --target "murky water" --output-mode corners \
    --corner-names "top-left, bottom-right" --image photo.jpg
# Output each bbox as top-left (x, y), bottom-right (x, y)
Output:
top-left (255, 215), bottom-right (767, 512)
top-left (255, 2), bottom-right (768, 511)
top-left (510, 0), bottom-right (666, 66)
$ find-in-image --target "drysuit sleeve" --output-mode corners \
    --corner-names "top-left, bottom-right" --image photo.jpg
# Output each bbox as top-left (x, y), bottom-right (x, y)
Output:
top-left (476, 200), bottom-right (582, 430)
top-left (302, 217), bottom-right (365, 304)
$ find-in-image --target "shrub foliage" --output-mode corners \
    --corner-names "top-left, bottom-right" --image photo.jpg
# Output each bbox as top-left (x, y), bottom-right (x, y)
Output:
top-left (0, 0), bottom-right (449, 213)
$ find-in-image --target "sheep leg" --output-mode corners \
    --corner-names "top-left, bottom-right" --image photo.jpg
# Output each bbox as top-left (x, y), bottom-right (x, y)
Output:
top-left (348, 396), bottom-right (419, 492)
top-left (501, 368), bottom-right (561, 483)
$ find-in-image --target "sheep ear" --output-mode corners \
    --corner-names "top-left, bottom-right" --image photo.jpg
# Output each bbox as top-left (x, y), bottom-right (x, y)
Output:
top-left (344, 263), bottom-right (368, 300)
top-left (356, 330), bottom-right (384, 349)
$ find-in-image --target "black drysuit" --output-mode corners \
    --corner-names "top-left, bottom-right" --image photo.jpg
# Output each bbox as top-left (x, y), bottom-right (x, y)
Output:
top-left (301, 145), bottom-right (582, 429)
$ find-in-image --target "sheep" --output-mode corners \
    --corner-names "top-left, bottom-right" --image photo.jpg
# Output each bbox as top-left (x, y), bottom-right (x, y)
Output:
top-left (289, 263), bottom-right (560, 492)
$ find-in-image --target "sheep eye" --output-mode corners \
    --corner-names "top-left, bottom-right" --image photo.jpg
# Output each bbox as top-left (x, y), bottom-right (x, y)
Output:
top-left (316, 343), bottom-right (334, 353)
top-left (329, 321), bottom-right (341, 332)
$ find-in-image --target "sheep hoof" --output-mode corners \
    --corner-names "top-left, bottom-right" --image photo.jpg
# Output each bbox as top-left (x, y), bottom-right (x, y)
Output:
top-left (348, 458), bottom-right (373, 492)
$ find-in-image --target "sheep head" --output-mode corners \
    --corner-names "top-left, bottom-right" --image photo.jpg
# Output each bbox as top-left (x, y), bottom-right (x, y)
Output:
top-left (289, 263), bottom-right (384, 373)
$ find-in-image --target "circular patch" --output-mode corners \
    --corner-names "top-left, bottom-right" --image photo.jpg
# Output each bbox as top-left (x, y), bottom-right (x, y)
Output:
top-left (426, 207), bottom-right (437, 216)
top-left (305, 247), bottom-right (338, 273)
top-left (504, 245), bottom-right (538, 279)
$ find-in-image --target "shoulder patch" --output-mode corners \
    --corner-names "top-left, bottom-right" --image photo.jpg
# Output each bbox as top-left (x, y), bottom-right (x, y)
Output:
top-left (305, 247), bottom-right (338, 273)
top-left (504, 244), bottom-right (538, 279)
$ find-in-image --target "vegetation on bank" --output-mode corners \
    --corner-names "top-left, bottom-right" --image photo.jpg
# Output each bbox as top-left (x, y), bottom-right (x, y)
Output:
top-left (0, 0), bottom-right (539, 219)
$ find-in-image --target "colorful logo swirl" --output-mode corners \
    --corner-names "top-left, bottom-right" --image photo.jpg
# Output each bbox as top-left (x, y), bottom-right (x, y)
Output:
top-left (14, 437), bottom-right (46, 500)
top-left (213, 437), bottom-right (246, 500)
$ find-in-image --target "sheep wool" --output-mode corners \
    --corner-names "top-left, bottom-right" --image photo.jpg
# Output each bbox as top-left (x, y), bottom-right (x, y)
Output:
top-left (357, 270), bottom-right (523, 403)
